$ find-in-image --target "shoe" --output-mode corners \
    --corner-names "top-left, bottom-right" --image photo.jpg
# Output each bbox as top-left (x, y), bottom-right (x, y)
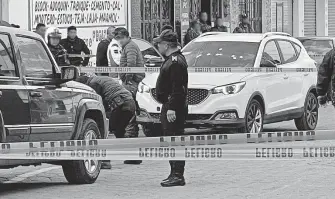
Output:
top-left (160, 176), bottom-right (186, 187)
top-left (101, 161), bottom-right (112, 169)
top-left (124, 160), bottom-right (143, 165)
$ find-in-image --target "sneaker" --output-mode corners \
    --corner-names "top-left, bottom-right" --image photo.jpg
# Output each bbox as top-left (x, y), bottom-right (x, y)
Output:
top-left (160, 176), bottom-right (186, 187)
top-left (101, 161), bottom-right (112, 169)
top-left (124, 160), bottom-right (143, 165)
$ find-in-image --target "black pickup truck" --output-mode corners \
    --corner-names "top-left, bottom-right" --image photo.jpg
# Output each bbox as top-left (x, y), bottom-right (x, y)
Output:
top-left (0, 26), bottom-right (109, 184)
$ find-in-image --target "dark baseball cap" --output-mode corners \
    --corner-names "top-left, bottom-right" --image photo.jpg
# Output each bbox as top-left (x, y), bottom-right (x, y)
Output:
top-left (153, 30), bottom-right (178, 44)
top-left (240, 13), bottom-right (248, 19)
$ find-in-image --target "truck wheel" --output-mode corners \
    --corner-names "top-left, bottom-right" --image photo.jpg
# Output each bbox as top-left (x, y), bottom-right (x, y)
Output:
top-left (142, 124), bottom-right (162, 137)
top-left (62, 118), bottom-right (102, 184)
top-left (295, 92), bottom-right (318, 130)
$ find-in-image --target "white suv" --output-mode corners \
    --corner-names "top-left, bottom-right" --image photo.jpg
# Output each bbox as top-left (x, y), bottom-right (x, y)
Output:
top-left (136, 32), bottom-right (318, 136)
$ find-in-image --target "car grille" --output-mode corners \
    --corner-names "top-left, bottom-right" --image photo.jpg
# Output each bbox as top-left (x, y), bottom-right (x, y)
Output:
top-left (149, 113), bottom-right (212, 120)
top-left (150, 88), bottom-right (209, 105)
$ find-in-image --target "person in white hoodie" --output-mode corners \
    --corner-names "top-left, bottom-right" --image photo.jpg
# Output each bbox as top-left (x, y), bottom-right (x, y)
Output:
top-left (107, 37), bottom-right (122, 81)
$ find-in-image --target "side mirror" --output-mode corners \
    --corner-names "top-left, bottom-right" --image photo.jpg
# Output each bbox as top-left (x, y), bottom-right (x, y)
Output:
top-left (260, 59), bottom-right (277, 68)
top-left (61, 66), bottom-right (79, 81)
top-left (144, 57), bottom-right (164, 67)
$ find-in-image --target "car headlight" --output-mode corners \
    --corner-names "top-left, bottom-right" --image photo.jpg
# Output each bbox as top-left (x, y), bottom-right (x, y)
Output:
top-left (212, 82), bottom-right (246, 95)
top-left (138, 82), bottom-right (150, 93)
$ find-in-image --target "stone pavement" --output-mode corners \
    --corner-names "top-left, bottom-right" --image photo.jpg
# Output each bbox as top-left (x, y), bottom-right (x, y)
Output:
top-left (0, 107), bottom-right (334, 198)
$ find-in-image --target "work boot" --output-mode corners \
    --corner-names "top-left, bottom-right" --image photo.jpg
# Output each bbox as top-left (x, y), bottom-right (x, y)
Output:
top-left (124, 160), bottom-right (143, 165)
top-left (160, 175), bottom-right (186, 187)
top-left (101, 161), bottom-right (112, 169)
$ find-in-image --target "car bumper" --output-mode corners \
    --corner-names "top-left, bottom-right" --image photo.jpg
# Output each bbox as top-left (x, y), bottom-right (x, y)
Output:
top-left (137, 109), bottom-right (245, 128)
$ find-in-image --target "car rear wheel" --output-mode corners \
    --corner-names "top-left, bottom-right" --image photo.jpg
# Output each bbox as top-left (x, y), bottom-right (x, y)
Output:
top-left (62, 118), bottom-right (102, 184)
top-left (238, 99), bottom-right (264, 134)
top-left (295, 92), bottom-right (318, 130)
top-left (142, 124), bottom-right (162, 137)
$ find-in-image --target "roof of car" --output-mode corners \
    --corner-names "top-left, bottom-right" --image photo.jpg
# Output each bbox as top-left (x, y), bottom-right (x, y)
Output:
top-left (0, 26), bottom-right (42, 39)
top-left (297, 36), bottom-right (335, 41)
top-left (194, 33), bottom-right (265, 43)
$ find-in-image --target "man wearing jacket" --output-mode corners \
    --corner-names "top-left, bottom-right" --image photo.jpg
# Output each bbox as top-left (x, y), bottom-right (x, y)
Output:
top-left (154, 29), bottom-right (189, 187)
top-left (96, 26), bottom-right (116, 76)
top-left (114, 28), bottom-right (144, 165)
top-left (76, 74), bottom-right (138, 169)
top-left (317, 49), bottom-right (335, 106)
top-left (61, 26), bottom-right (91, 66)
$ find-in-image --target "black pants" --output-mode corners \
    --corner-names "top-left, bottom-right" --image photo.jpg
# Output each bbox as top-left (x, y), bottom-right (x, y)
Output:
top-left (108, 100), bottom-right (136, 138)
top-left (160, 103), bottom-right (187, 176)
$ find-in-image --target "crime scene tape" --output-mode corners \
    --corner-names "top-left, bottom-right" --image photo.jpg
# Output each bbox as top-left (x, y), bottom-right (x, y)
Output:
top-left (77, 67), bottom-right (317, 74)
top-left (67, 54), bottom-right (96, 58)
top-left (1, 130), bottom-right (335, 161)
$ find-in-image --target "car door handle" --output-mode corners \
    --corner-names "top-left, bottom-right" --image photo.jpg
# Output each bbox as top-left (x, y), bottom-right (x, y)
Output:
top-left (283, 76), bottom-right (289, 79)
top-left (304, 73), bottom-right (309, 76)
top-left (30, 91), bottom-right (43, 97)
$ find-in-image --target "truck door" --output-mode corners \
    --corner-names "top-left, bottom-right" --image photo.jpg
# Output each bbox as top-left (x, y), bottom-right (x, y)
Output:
top-left (0, 32), bottom-right (30, 142)
top-left (15, 35), bottom-right (74, 141)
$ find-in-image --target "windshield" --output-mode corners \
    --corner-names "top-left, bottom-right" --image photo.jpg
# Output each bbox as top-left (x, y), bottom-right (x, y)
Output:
top-left (299, 39), bottom-right (333, 66)
top-left (182, 41), bottom-right (259, 67)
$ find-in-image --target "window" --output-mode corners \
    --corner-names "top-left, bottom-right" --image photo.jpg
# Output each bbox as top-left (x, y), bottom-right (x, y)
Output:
top-left (262, 41), bottom-right (281, 65)
top-left (133, 39), bottom-right (162, 61)
top-left (277, 40), bottom-right (297, 64)
top-left (182, 41), bottom-right (259, 68)
top-left (0, 34), bottom-right (17, 77)
top-left (299, 39), bottom-right (333, 66)
top-left (293, 43), bottom-right (301, 56)
top-left (16, 36), bottom-right (53, 78)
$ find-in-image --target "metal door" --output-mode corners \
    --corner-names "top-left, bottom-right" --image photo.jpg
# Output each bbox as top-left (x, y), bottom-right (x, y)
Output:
top-left (328, 0), bottom-right (335, 36)
top-left (304, 0), bottom-right (317, 36)
top-left (239, 0), bottom-right (263, 33)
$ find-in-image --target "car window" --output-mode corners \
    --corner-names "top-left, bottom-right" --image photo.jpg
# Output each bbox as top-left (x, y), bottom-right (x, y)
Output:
top-left (277, 40), bottom-right (297, 64)
top-left (182, 41), bottom-right (259, 68)
top-left (0, 34), bottom-right (17, 77)
top-left (299, 39), bottom-right (333, 66)
top-left (293, 43), bottom-right (301, 56)
top-left (262, 41), bottom-right (281, 65)
top-left (16, 36), bottom-right (53, 78)
top-left (133, 39), bottom-right (162, 61)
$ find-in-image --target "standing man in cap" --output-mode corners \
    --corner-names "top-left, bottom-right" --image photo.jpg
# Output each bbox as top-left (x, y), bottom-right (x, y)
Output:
top-left (114, 27), bottom-right (144, 165)
top-left (153, 29), bottom-right (188, 187)
top-left (199, 12), bottom-right (212, 33)
top-left (233, 13), bottom-right (255, 33)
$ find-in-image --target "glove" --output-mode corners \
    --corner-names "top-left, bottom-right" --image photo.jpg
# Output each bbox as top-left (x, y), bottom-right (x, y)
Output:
top-left (318, 95), bottom-right (327, 106)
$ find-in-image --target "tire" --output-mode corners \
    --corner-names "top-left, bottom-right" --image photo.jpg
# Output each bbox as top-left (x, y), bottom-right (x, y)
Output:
top-left (295, 92), bottom-right (318, 130)
top-left (238, 99), bottom-right (264, 134)
top-left (142, 124), bottom-right (162, 137)
top-left (62, 118), bottom-right (102, 184)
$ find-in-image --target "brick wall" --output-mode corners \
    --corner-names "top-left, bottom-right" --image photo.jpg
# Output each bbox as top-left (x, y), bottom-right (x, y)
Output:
top-left (131, 0), bottom-right (142, 38)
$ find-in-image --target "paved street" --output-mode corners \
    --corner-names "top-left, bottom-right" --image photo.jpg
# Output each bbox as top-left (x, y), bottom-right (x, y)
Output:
top-left (0, 106), bottom-right (335, 199)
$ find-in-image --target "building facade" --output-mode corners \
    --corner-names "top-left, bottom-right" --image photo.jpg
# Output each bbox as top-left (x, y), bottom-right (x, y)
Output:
top-left (0, 0), bottom-right (332, 42)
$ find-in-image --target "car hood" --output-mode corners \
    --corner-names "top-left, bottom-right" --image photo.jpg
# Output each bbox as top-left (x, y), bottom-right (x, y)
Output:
top-left (142, 73), bottom-right (250, 89)
top-left (65, 81), bottom-right (96, 93)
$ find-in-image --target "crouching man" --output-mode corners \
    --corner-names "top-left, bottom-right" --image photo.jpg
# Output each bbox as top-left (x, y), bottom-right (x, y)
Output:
top-left (76, 74), bottom-right (141, 169)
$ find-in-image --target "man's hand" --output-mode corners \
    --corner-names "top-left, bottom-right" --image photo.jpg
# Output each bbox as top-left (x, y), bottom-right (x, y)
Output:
top-left (167, 110), bottom-right (176, 123)
top-left (318, 95), bottom-right (327, 107)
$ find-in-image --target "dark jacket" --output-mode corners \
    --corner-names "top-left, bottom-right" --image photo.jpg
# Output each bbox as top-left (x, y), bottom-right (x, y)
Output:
top-left (96, 39), bottom-right (111, 67)
top-left (200, 21), bottom-right (212, 33)
top-left (211, 25), bottom-right (228, 32)
top-left (156, 50), bottom-right (188, 111)
top-left (317, 49), bottom-right (335, 98)
top-left (233, 23), bottom-right (255, 33)
top-left (86, 76), bottom-right (133, 110)
top-left (184, 28), bottom-right (201, 46)
top-left (48, 44), bottom-right (69, 66)
top-left (60, 37), bottom-right (90, 66)
top-left (119, 39), bottom-right (145, 85)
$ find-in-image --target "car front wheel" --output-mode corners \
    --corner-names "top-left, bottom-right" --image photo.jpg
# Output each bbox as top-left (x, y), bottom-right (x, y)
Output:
top-left (62, 118), bottom-right (102, 184)
top-left (295, 92), bottom-right (318, 130)
top-left (238, 99), bottom-right (264, 134)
